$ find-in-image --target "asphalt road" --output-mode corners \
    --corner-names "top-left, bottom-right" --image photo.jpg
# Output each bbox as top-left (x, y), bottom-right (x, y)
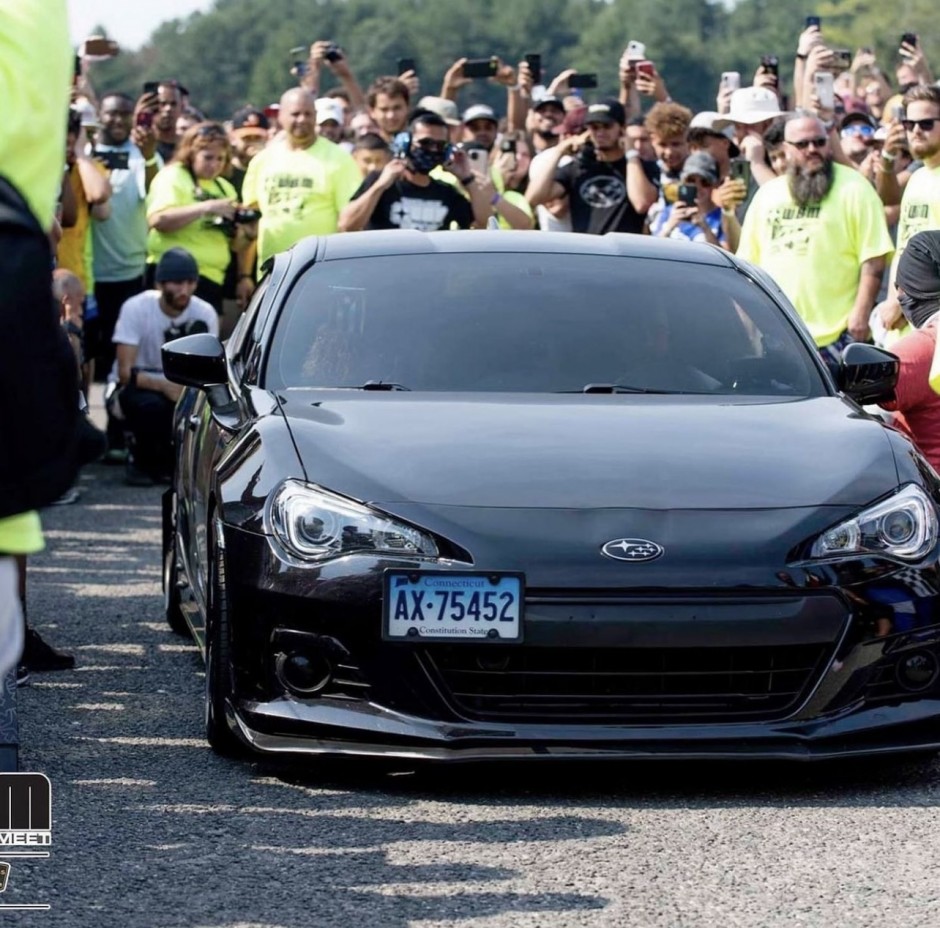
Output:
top-left (10, 460), bottom-right (940, 928)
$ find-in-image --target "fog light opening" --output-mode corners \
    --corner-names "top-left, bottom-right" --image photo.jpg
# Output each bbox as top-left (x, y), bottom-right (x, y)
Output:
top-left (896, 651), bottom-right (939, 693)
top-left (276, 650), bottom-right (333, 696)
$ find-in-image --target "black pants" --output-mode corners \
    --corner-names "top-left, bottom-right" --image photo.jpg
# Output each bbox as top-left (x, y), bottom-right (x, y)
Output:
top-left (120, 385), bottom-right (175, 478)
top-left (91, 276), bottom-right (145, 381)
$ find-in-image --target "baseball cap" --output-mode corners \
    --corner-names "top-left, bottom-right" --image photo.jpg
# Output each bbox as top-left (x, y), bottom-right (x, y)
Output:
top-left (315, 98), bottom-right (344, 126)
top-left (680, 151), bottom-right (720, 186)
top-left (585, 99), bottom-right (626, 126)
top-left (718, 87), bottom-right (788, 126)
top-left (462, 103), bottom-right (498, 125)
top-left (534, 95), bottom-right (565, 113)
top-left (155, 247), bottom-right (199, 283)
top-left (417, 96), bottom-right (461, 127)
top-left (840, 110), bottom-right (877, 131)
top-left (231, 106), bottom-right (269, 132)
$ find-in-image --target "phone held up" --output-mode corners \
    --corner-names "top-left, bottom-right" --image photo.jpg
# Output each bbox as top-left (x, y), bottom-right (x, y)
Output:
top-left (720, 71), bottom-right (741, 92)
top-left (397, 57), bottom-right (416, 76)
top-left (813, 71), bottom-right (835, 110)
top-left (625, 40), bottom-right (646, 60)
top-left (901, 32), bottom-right (918, 48)
top-left (568, 73), bottom-right (598, 89)
top-left (636, 60), bottom-right (655, 79)
top-left (729, 158), bottom-right (751, 188)
top-left (760, 55), bottom-right (779, 76)
top-left (524, 53), bottom-right (542, 86)
top-left (462, 57), bottom-right (498, 79)
top-left (805, 15), bottom-right (821, 29)
top-left (677, 183), bottom-right (698, 207)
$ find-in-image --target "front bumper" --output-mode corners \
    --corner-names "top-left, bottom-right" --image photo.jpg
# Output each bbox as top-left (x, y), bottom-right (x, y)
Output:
top-left (222, 526), bottom-right (940, 761)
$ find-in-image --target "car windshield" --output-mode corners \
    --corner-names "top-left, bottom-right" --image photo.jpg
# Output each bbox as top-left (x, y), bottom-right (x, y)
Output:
top-left (263, 252), bottom-right (825, 396)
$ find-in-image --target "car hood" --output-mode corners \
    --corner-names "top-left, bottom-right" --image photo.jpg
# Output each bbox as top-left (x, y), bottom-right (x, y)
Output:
top-left (278, 392), bottom-right (899, 510)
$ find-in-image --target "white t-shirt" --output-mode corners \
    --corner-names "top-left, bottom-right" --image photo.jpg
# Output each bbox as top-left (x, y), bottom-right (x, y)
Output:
top-left (110, 289), bottom-right (218, 379)
top-left (529, 147), bottom-right (572, 233)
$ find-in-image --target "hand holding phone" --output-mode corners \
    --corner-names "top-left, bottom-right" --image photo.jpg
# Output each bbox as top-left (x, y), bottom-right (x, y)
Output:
top-left (720, 71), bottom-right (741, 92)
top-left (636, 60), bottom-right (655, 79)
top-left (524, 53), bottom-right (542, 86)
top-left (397, 57), bottom-right (416, 76)
top-left (462, 57), bottom-right (498, 79)
top-left (813, 71), bottom-right (835, 110)
top-left (678, 183), bottom-right (698, 206)
top-left (568, 73), bottom-right (598, 89)
top-left (729, 158), bottom-right (752, 188)
top-left (805, 15), bottom-right (821, 29)
top-left (81, 36), bottom-right (119, 59)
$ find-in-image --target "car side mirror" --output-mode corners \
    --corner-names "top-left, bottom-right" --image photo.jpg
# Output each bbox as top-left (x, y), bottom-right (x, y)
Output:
top-left (837, 342), bottom-right (899, 405)
top-left (162, 333), bottom-right (238, 418)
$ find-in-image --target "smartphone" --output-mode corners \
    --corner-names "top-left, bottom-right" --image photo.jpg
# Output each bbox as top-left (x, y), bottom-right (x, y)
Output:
top-left (813, 71), bottom-right (835, 109)
top-left (678, 183), bottom-right (697, 206)
top-left (524, 53), bottom-right (542, 86)
top-left (805, 15), bottom-right (821, 28)
top-left (636, 60), bottom-right (655, 78)
top-left (626, 40), bottom-right (646, 60)
top-left (142, 81), bottom-right (159, 96)
top-left (892, 104), bottom-right (905, 121)
top-left (761, 55), bottom-right (779, 75)
top-left (568, 73), bottom-right (598, 89)
top-left (466, 148), bottom-right (488, 170)
top-left (729, 158), bottom-right (752, 187)
top-left (94, 149), bottom-right (130, 171)
top-left (135, 110), bottom-right (153, 130)
top-left (901, 32), bottom-right (918, 48)
top-left (721, 71), bottom-right (741, 91)
top-left (462, 57), bottom-right (498, 79)
top-left (81, 37), bottom-right (119, 58)
top-left (397, 57), bottom-right (416, 75)
top-left (834, 48), bottom-right (852, 69)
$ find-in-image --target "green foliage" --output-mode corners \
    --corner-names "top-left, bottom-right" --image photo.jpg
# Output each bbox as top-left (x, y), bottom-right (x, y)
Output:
top-left (82, 0), bottom-right (939, 119)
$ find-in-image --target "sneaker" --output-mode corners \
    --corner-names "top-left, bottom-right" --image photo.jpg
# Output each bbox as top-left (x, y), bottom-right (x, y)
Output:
top-left (16, 665), bottom-right (30, 687)
top-left (50, 486), bottom-right (82, 505)
top-left (22, 628), bottom-right (75, 672)
top-left (125, 462), bottom-right (155, 487)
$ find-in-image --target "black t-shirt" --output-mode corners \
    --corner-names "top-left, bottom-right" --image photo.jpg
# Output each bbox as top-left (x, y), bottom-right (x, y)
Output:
top-left (556, 155), bottom-right (656, 235)
top-left (351, 174), bottom-right (474, 231)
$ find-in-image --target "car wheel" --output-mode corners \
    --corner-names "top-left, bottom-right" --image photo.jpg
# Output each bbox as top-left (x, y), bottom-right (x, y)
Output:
top-left (205, 518), bottom-right (245, 757)
top-left (162, 490), bottom-right (190, 637)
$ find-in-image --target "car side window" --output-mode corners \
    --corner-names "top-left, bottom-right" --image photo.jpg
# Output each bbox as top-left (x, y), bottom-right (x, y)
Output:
top-left (228, 277), bottom-right (270, 377)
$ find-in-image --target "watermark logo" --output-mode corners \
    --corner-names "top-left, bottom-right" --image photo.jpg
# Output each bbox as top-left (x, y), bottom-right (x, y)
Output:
top-left (0, 773), bottom-right (52, 911)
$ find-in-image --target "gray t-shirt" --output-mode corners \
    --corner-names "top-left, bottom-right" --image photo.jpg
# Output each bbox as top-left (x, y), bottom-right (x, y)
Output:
top-left (110, 290), bottom-right (218, 379)
top-left (91, 141), bottom-right (158, 282)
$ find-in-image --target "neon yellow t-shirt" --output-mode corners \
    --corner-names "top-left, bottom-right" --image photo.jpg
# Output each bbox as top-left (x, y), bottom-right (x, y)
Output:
top-left (737, 164), bottom-right (893, 347)
top-left (0, 512), bottom-right (44, 556)
top-left (241, 137), bottom-right (363, 267)
top-left (0, 2), bottom-right (70, 230)
top-left (892, 163), bottom-right (940, 283)
top-left (146, 163), bottom-right (237, 285)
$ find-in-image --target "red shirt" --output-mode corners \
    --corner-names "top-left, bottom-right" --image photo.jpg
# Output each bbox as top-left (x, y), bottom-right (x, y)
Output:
top-left (881, 320), bottom-right (940, 471)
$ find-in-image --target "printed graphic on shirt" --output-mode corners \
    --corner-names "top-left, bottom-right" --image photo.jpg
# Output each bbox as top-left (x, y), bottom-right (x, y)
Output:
top-left (898, 202), bottom-right (932, 252)
top-left (766, 205), bottom-right (822, 256)
top-left (389, 197), bottom-right (451, 231)
top-left (263, 174), bottom-right (316, 217)
top-left (578, 175), bottom-right (626, 209)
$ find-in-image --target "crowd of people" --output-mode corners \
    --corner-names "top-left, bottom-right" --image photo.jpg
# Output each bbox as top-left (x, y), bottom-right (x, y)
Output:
top-left (3, 11), bottom-right (940, 688)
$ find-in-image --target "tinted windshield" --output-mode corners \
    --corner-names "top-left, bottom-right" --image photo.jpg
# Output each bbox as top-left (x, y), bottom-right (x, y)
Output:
top-left (263, 252), bottom-right (825, 396)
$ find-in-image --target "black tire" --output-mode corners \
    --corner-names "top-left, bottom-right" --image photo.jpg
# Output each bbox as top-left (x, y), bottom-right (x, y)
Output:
top-left (205, 518), bottom-right (245, 757)
top-left (162, 489), bottom-right (190, 637)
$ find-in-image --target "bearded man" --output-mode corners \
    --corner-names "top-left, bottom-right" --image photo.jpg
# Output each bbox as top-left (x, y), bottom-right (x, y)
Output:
top-left (737, 114), bottom-right (893, 375)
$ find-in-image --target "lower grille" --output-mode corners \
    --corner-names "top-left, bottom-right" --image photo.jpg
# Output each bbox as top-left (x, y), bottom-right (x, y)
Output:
top-left (425, 644), bottom-right (831, 723)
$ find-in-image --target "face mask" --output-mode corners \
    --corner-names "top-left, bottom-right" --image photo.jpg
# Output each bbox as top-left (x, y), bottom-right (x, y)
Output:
top-left (408, 145), bottom-right (447, 174)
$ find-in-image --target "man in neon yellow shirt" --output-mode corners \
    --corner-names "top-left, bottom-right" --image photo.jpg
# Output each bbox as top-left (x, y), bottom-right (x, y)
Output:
top-left (874, 86), bottom-right (940, 336)
top-left (239, 88), bottom-right (362, 297)
top-left (737, 114), bottom-right (893, 376)
top-left (0, 0), bottom-right (79, 681)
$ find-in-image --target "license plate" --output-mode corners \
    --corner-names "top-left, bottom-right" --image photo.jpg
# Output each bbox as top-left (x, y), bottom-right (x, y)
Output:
top-left (383, 571), bottom-right (523, 642)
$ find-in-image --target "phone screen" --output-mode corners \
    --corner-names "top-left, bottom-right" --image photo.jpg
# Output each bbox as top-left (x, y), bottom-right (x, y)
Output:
top-left (463, 58), bottom-right (497, 79)
top-left (524, 53), bottom-right (542, 85)
top-left (568, 73), bottom-right (598, 89)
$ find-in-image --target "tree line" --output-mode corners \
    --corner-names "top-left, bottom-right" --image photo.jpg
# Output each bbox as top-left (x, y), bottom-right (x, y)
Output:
top-left (88, 0), bottom-right (938, 118)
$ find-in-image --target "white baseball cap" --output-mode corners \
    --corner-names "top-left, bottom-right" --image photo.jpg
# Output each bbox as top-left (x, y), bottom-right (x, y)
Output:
top-left (716, 87), bottom-right (788, 127)
top-left (314, 98), bottom-right (344, 126)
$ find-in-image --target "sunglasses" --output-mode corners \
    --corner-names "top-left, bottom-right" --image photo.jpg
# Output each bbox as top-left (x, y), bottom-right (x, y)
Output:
top-left (786, 137), bottom-right (828, 150)
top-left (414, 138), bottom-right (448, 152)
top-left (841, 123), bottom-right (875, 139)
top-left (902, 118), bottom-right (937, 132)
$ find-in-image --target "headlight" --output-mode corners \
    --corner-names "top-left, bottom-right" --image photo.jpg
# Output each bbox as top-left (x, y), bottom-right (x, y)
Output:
top-left (268, 480), bottom-right (439, 563)
top-left (810, 484), bottom-right (939, 563)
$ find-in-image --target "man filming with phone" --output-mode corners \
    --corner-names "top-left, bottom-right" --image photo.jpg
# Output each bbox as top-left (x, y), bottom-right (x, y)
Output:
top-left (527, 99), bottom-right (657, 235)
top-left (338, 111), bottom-right (491, 232)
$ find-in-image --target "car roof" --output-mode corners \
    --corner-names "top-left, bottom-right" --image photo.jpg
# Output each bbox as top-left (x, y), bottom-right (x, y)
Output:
top-left (284, 230), bottom-right (738, 269)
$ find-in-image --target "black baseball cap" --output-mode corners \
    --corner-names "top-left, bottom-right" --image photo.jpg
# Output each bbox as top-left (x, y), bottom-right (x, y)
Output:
top-left (585, 99), bottom-right (626, 126)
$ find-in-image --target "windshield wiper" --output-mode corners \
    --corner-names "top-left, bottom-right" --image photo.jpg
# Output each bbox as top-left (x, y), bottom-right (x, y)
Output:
top-left (359, 381), bottom-right (411, 391)
top-left (567, 383), bottom-right (683, 395)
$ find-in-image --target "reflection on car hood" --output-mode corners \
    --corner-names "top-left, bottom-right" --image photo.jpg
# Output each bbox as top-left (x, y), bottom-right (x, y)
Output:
top-left (279, 392), bottom-right (899, 509)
